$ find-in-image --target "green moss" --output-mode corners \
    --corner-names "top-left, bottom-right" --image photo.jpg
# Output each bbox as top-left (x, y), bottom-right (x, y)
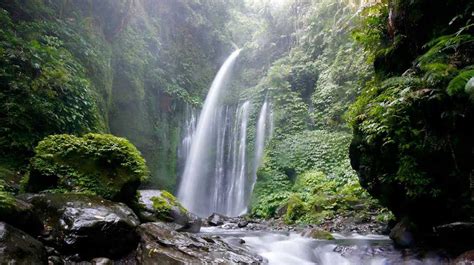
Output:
top-left (447, 69), bottom-right (474, 96)
top-left (150, 190), bottom-right (187, 221)
top-left (284, 195), bottom-right (306, 224)
top-left (0, 179), bottom-right (16, 217)
top-left (26, 133), bottom-right (149, 204)
top-left (305, 228), bottom-right (335, 240)
top-left (151, 195), bottom-right (173, 221)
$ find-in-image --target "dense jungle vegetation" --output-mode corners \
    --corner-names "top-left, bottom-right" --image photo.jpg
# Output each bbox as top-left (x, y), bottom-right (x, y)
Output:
top-left (0, 0), bottom-right (473, 263)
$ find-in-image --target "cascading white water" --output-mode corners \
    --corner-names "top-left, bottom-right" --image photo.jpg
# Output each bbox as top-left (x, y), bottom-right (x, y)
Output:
top-left (254, 100), bottom-right (269, 174)
top-left (178, 50), bottom-right (241, 217)
top-left (227, 101), bottom-right (251, 216)
top-left (177, 105), bottom-right (197, 175)
top-left (245, 99), bottom-right (272, 208)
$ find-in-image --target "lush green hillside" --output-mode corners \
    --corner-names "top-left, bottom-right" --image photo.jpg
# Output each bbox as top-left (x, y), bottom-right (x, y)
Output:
top-left (0, 0), bottom-right (235, 190)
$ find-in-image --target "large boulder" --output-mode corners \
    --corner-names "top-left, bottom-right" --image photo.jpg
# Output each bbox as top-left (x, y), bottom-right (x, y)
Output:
top-left (0, 222), bottom-right (48, 264)
top-left (389, 218), bottom-right (416, 248)
top-left (138, 190), bottom-right (201, 233)
top-left (25, 133), bottom-right (149, 205)
top-left (21, 193), bottom-right (140, 259)
top-left (207, 213), bottom-right (227, 226)
top-left (301, 228), bottom-right (334, 240)
top-left (136, 222), bottom-right (263, 264)
top-left (0, 192), bottom-right (42, 235)
top-left (434, 222), bottom-right (474, 251)
top-left (452, 250), bottom-right (474, 265)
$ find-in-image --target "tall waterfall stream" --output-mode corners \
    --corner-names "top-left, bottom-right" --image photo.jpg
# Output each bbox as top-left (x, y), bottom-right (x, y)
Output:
top-left (177, 50), bottom-right (272, 217)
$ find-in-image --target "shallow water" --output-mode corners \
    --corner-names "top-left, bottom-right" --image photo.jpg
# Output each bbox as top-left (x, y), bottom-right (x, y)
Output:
top-left (200, 227), bottom-right (450, 265)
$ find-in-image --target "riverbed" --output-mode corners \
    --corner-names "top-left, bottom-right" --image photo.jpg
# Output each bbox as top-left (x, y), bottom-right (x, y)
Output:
top-left (201, 227), bottom-right (450, 264)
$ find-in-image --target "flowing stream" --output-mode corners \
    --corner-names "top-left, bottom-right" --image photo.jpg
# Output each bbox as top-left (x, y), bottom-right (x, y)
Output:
top-left (201, 227), bottom-right (449, 265)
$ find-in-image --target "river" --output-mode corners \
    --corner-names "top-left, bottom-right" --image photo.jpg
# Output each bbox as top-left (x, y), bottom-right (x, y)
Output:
top-left (201, 227), bottom-right (450, 264)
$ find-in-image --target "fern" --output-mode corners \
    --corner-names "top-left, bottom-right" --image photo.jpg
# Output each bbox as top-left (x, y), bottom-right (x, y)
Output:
top-left (447, 69), bottom-right (474, 96)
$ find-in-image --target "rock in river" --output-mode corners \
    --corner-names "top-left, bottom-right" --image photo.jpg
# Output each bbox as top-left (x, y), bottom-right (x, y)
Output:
top-left (0, 222), bottom-right (48, 264)
top-left (21, 193), bottom-right (140, 259)
top-left (138, 189), bottom-right (201, 233)
top-left (136, 222), bottom-right (263, 264)
top-left (208, 212), bottom-right (227, 226)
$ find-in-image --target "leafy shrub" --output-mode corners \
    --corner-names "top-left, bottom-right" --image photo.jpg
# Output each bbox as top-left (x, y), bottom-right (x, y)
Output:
top-left (26, 133), bottom-right (149, 204)
top-left (0, 9), bottom-right (102, 160)
top-left (284, 194), bottom-right (306, 224)
top-left (348, 0), bottom-right (474, 225)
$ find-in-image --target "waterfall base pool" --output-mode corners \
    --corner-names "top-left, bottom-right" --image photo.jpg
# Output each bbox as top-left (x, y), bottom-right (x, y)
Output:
top-left (200, 227), bottom-right (451, 265)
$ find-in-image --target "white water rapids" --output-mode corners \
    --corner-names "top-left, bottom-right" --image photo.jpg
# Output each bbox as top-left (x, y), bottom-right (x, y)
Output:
top-left (201, 227), bottom-right (449, 265)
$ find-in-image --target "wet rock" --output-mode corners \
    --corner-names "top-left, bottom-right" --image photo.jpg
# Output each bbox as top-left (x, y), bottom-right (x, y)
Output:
top-left (0, 196), bottom-right (43, 235)
top-left (136, 222), bottom-right (263, 264)
top-left (208, 213), bottom-right (226, 226)
top-left (91, 257), bottom-right (113, 265)
top-left (22, 193), bottom-right (140, 259)
top-left (434, 222), bottom-right (474, 250)
top-left (238, 220), bottom-right (249, 228)
top-left (0, 222), bottom-right (48, 264)
top-left (48, 255), bottom-right (63, 265)
top-left (138, 189), bottom-right (201, 233)
top-left (452, 250), bottom-right (474, 264)
top-left (389, 218), bottom-right (416, 248)
top-left (222, 222), bottom-right (238, 229)
top-left (301, 228), bottom-right (334, 240)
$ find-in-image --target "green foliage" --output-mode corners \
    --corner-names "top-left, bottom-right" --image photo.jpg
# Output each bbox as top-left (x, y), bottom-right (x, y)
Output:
top-left (0, 8), bottom-right (102, 160)
top-left (418, 34), bottom-right (474, 67)
top-left (251, 129), bottom-right (382, 223)
top-left (351, 1), bottom-right (389, 61)
top-left (26, 133), bottom-right (149, 204)
top-left (269, 130), bottom-right (354, 175)
top-left (348, 0), bottom-right (474, 225)
top-left (0, 179), bottom-right (16, 219)
top-left (284, 194), bottom-right (306, 224)
top-left (447, 69), bottom-right (474, 96)
top-left (250, 167), bottom-right (292, 218)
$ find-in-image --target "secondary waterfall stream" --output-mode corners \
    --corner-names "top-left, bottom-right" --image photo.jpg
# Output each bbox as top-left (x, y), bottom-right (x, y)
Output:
top-left (177, 50), bottom-right (272, 217)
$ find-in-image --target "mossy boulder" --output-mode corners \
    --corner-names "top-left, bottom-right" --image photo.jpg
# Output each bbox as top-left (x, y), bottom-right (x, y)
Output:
top-left (138, 190), bottom-right (201, 233)
top-left (301, 228), bottom-right (334, 240)
top-left (0, 194), bottom-right (42, 236)
top-left (25, 133), bottom-right (149, 205)
top-left (0, 180), bottom-right (42, 235)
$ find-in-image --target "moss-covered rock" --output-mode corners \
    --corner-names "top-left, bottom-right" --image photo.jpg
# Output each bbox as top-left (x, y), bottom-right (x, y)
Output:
top-left (138, 190), bottom-right (201, 233)
top-left (150, 191), bottom-right (187, 221)
top-left (301, 228), bottom-right (335, 240)
top-left (25, 133), bottom-right (149, 205)
top-left (0, 180), bottom-right (42, 235)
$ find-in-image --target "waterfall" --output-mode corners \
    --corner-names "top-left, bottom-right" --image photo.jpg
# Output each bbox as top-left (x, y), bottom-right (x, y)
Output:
top-left (227, 101), bottom-right (251, 216)
top-left (177, 49), bottom-right (273, 217)
top-left (254, 100), bottom-right (269, 174)
top-left (178, 105), bottom-right (197, 176)
top-left (178, 50), bottom-right (241, 217)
